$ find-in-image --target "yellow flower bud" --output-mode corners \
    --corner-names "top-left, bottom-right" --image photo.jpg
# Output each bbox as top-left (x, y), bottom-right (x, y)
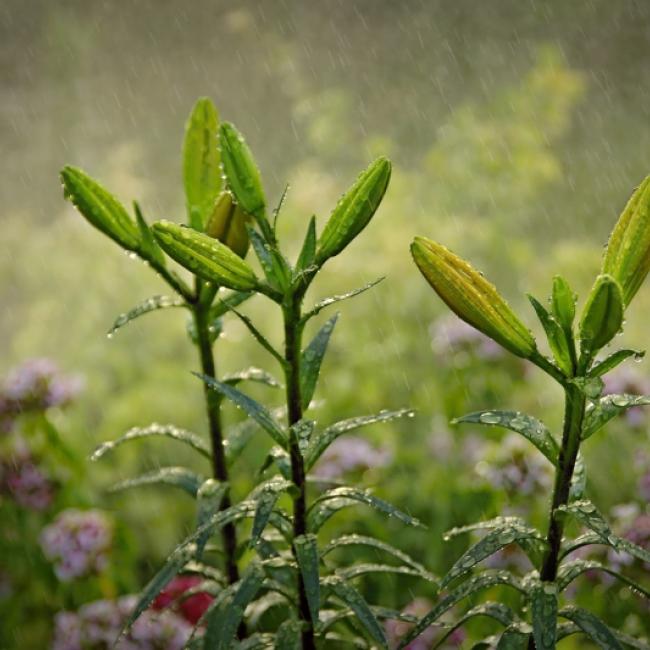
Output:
top-left (205, 191), bottom-right (250, 258)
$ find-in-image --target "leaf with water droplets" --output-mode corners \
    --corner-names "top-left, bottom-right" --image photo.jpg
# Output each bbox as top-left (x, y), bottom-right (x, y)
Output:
top-left (204, 563), bottom-right (266, 650)
top-left (557, 559), bottom-right (650, 598)
top-left (528, 294), bottom-right (573, 375)
top-left (295, 215), bottom-right (317, 274)
top-left (495, 626), bottom-right (531, 649)
top-left (579, 274), bottom-right (624, 354)
top-left (133, 201), bottom-right (166, 266)
top-left (274, 619), bottom-right (302, 649)
top-left (223, 366), bottom-right (281, 388)
top-left (305, 409), bottom-right (414, 470)
top-left (91, 423), bottom-right (210, 461)
top-left (196, 373), bottom-right (287, 448)
top-left (248, 226), bottom-right (291, 291)
top-left (301, 277), bottom-right (385, 323)
top-left (453, 410), bottom-right (558, 465)
top-left (337, 563), bottom-right (435, 583)
top-left (582, 393), bottom-right (650, 440)
top-left (569, 451), bottom-right (587, 501)
top-left (182, 98), bottom-right (221, 230)
top-left (559, 607), bottom-right (623, 649)
top-left (119, 543), bottom-right (195, 639)
top-left (530, 581), bottom-right (558, 650)
top-left (443, 516), bottom-right (540, 541)
top-left (323, 576), bottom-right (388, 648)
top-left (307, 486), bottom-right (423, 532)
top-left (110, 466), bottom-right (204, 497)
top-left (321, 534), bottom-right (434, 579)
top-left (210, 289), bottom-right (253, 319)
top-left (249, 478), bottom-right (294, 547)
top-left (551, 275), bottom-right (576, 334)
top-left (589, 349), bottom-right (645, 377)
top-left (196, 479), bottom-right (228, 557)
top-left (108, 295), bottom-right (186, 337)
top-left (440, 526), bottom-right (543, 588)
top-left (396, 571), bottom-right (524, 649)
top-left (238, 633), bottom-right (275, 650)
top-left (294, 534), bottom-right (320, 624)
top-left (61, 166), bottom-right (141, 251)
top-left (300, 314), bottom-right (338, 410)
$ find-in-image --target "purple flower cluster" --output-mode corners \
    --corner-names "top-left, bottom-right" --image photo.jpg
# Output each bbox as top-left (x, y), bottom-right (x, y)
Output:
top-left (0, 359), bottom-right (83, 433)
top-left (385, 598), bottom-right (465, 649)
top-left (476, 434), bottom-right (552, 496)
top-left (1, 448), bottom-right (56, 511)
top-left (430, 315), bottom-right (503, 361)
top-left (52, 595), bottom-right (192, 650)
top-left (40, 509), bottom-right (113, 582)
top-left (313, 436), bottom-right (392, 479)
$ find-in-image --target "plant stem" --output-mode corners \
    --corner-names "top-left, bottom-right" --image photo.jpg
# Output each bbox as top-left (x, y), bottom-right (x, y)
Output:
top-left (528, 383), bottom-right (585, 648)
top-left (193, 302), bottom-right (244, 622)
top-left (282, 295), bottom-right (316, 650)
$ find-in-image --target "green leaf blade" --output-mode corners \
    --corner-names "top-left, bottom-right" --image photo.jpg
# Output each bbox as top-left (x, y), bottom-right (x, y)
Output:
top-left (300, 314), bottom-right (338, 410)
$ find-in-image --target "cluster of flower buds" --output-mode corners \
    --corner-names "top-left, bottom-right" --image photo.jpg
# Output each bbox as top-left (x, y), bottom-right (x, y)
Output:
top-left (52, 595), bottom-right (192, 650)
top-left (0, 359), bottom-right (83, 433)
top-left (40, 509), bottom-right (113, 581)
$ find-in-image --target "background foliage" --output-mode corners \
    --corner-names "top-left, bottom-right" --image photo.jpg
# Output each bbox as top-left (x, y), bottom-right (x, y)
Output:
top-left (1, 1), bottom-right (650, 647)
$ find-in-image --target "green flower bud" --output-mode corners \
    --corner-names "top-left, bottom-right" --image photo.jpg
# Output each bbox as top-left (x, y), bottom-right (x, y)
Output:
top-left (551, 275), bottom-right (576, 333)
top-left (61, 166), bottom-right (141, 251)
top-left (205, 191), bottom-right (250, 258)
top-left (183, 97), bottom-right (222, 231)
top-left (219, 122), bottom-right (265, 218)
top-left (411, 237), bottom-right (536, 359)
top-left (152, 220), bottom-right (258, 291)
top-left (602, 175), bottom-right (650, 306)
top-left (315, 157), bottom-right (391, 265)
top-left (579, 274), bottom-right (624, 353)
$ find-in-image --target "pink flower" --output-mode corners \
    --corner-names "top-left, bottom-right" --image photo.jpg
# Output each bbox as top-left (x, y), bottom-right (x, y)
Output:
top-left (152, 575), bottom-right (213, 624)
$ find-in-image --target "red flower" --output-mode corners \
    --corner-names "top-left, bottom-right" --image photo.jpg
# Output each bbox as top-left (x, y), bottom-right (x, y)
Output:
top-left (152, 575), bottom-right (213, 624)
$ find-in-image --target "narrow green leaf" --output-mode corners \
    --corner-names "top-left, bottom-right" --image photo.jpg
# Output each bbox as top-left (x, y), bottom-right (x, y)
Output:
top-left (496, 627), bottom-right (531, 649)
top-left (152, 220), bottom-right (259, 291)
top-left (133, 201), bottom-right (166, 266)
top-left (557, 559), bottom-right (650, 598)
top-left (558, 621), bottom-right (649, 649)
top-left (305, 408), bottom-right (413, 470)
top-left (579, 274), bottom-right (624, 353)
top-left (294, 534), bottom-right (320, 624)
top-left (321, 534), bottom-right (433, 578)
top-left (559, 607), bottom-right (623, 649)
top-left (530, 581), bottom-right (557, 650)
top-left (569, 451), bottom-right (587, 500)
top-left (249, 478), bottom-right (293, 547)
top-left (528, 294), bottom-right (573, 375)
top-left (582, 394), bottom-right (650, 440)
top-left (196, 479), bottom-right (228, 556)
top-left (274, 619), bottom-right (302, 649)
top-left (295, 216), bottom-right (317, 273)
top-left (248, 226), bottom-right (291, 290)
top-left (227, 307), bottom-right (285, 365)
top-left (223, 366), bottom-right (281, 388)
top-left (307, 486), bottom-right (423, 532)
top-left (337, 563), bottom-right (434, 583)
top-left (108, 295), bottom-right (186, 337)
top-left (211, 290), bottom-right (253, 319)
top-left (61, 166), bottom-right (141, 251)
top-left (224, 416), bottom-right (269, 463)
top-left (443, 516), bottom-right (540, 541)
top-left (183, 97), bottom-right (221, 230)
top-left (589, 349), bottom-right (645, 377)
top-left (440, 526), bottom-right (544, 588)
top-left (120, 543), bottom-right (195, 638)
top-left (238, 633), bottom-right (275, 649)
top-left (396, 571), bottom-right (524, 649)
top-left (300, 314), bottom-right (338, 410)
top-left (324, 576), bottom-right (387, 648)
top-left (204, 564), bottom-right (266, 650)
top-left (452, 410), bottom-right (558, 465)
top-left (302, 277), bottom-right (384, 323)
top-left (316, 157), bottom-right (391, 264)
top-left (110, 467), bottom-right (203, 497)
top-left (551, 275), bottom-right (576, 333)
top-left (91, 423), bottom-right (210, 461)
top-left (196, 373), bottom-right (287, 448)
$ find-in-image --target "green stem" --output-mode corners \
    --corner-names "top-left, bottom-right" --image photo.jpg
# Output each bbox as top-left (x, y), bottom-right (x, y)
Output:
top-left (193, 300), bottom-right (245, 635)
top-left (527, 383), bottom-right (585, 648)
top-left (282, 295), bottom-right (315, 650)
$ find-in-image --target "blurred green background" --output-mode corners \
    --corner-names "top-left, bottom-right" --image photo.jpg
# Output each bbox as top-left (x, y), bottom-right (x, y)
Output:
top-left (2, 0), bottom-right (650, 647)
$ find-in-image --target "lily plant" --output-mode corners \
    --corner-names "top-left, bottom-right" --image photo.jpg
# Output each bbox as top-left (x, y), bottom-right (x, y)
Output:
top-left (404, 177), bottom-right (650, 648)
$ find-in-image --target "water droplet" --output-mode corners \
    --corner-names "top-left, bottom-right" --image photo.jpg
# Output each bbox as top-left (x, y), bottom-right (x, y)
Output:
top-left (479, 412), bottom-right (501, 424)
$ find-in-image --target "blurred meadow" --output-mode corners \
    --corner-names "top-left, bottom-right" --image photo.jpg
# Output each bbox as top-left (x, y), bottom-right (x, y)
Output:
top-left (2, 1), bottom-right (650, 647)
